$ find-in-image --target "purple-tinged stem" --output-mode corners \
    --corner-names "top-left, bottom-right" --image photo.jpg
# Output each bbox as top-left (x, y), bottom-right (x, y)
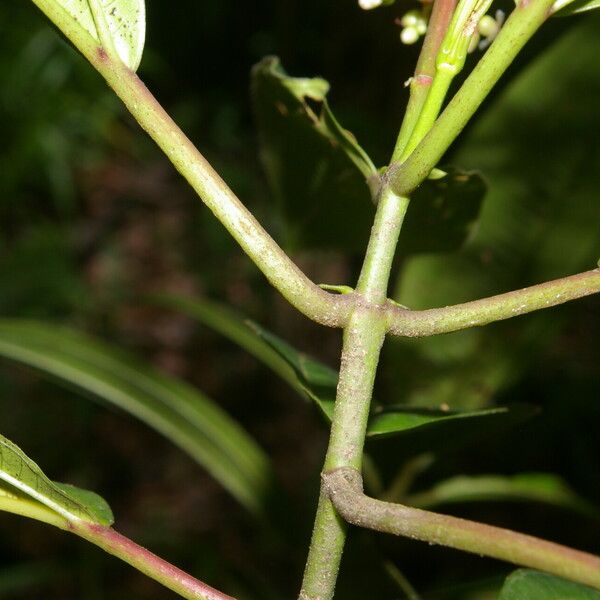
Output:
top-left (392, 0), bottom-right (458, 160)
top-left (72, 522), bottom-right (235, 600)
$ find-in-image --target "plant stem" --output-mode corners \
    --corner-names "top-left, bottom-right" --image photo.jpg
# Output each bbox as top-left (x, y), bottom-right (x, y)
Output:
top-left (299, 313), bottom-right (386, 600)
top-left (29, 0), bottom-right (350, 329)
top-left (300, 190), bottom-right (409, 600)
top-left (72, 521), bottom-right (235, 600)
top-left (324, 468), bottom-right (600, 590)
top-left (86, 0), bottom-right (118, 62)
top-left (356, 190), bottom-right (411, 304)
top-left (387, 0), bottom-right (555, 196)
top-left (398, 69), bottom-right (455, 161)
top-left (386, 268), bottom-right (600, 336)
top-left (393, 0), bottom-right (458, 160)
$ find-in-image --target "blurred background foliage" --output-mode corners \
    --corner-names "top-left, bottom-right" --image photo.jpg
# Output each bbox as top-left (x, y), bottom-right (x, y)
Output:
top-left (0, 1), bottom-right (598, 598)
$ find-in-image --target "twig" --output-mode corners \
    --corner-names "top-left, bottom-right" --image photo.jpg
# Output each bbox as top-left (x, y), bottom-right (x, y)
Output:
top-left (386, 268), bottom-right (600, 336)
top-left (324, 468), bottom-right (600, 590)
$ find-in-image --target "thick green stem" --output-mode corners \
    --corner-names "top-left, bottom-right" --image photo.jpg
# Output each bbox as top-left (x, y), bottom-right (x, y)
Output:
top-left (393, 0), bottom-right (458, 160)
top-left (324, 468), bottom-right (600, 591)
top-left (29, 0), bottom-right (350, 329)
top-left (387, 0), bottom-right (555, 196)
top-left (356, 190), bottom-right (411, 303)
top-left (386, 268), bottom-right (600, 336)
top-left (300, 191), bottom-right (409, 600)
top-left (72, 521), bottom-right (234, 600)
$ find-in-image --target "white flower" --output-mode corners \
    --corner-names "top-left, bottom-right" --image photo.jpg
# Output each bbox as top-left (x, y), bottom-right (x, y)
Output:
top-left (398, 9), bottom-right (428, 45)
top-left (359, 0), bottom-right (383, 9)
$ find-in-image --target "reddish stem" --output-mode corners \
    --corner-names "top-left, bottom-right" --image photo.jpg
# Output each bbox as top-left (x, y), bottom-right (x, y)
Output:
top-left (73, 522), bottom-right (235, 600)
top-left (393, 0), bottom-right (458, 159)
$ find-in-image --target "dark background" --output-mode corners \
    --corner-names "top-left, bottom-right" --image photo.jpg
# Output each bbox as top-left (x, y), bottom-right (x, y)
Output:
top-left (0, 1), bottom-right (598, 598)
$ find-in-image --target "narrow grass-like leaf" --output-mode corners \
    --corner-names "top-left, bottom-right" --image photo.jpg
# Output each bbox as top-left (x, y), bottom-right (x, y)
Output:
top-left (0, 432), bottom-right (113, 527)
top-left (153, 295), bottom-right (536, 447)
top-left (406, 473), bottom-right (600, 518)
top-left (500, 570), bottom-right (600, 600)
top-left (150, 294), bottom-right (336, 418)
top-left (0, 320), bottom-right (272, 514)
top-left (149, 294), bottom-right (299, 391)
top-left (39, 0), bottom-right (145, 70)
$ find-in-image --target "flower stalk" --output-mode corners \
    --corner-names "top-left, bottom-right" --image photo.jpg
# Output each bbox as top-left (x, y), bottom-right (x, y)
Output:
top-left (393, 0), bottom-right (458, 160)
top-left (387, 0), bottom-right (556, 196)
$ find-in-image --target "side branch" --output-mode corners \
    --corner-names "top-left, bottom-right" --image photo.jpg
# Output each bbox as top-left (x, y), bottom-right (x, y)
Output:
top-left (30, 0), bottom-right (350, 328)
top-left (386, 269), bottom-right (600, 337)
top-left (392, 0), bottom-right (457, 160)
top-left (73, 522), bottom-right (235, 600)
top-left (324, 468), bottom-right (600, 591)
top-left (387, 0), bottom-right (555, 196)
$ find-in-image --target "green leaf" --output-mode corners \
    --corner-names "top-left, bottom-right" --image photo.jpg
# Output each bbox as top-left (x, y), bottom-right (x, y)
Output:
top-left (150, 293), bottom-right (338, 418)
top-left (246, 322), bottom-right (338, 389)
top-left (252, 56), bottom-right (376, 251)
top-left (0, 432), bottom-right (113, 527)
top-left (152, 294), bottom-right (535, 448)
top-left (253, 56), bottom-right (376, 180)
top-left (245, 321), bottom-right (338, 421)
top-left (391, 20), bottom-right (600, 410)
top-left (406, 473), bottom-right (599, 518)
top-left (0, 320), bottom-right (272, 514)
top-left (499, 570), bottom-right (600, 600)
top-left (554, 0), bottom-right (600, 16)
top-left (252, 57), bottom-right (486, 253)
top-left (148, 293), bottom-right (300, 393)
top-left (232, 319), bottom-right (529, 443)
top-left (53, 0), bottom-right (145, 70)
top-left (398, 167), bottom-right (486, 254)
top-left (366, 404), bottom-right (535, 441)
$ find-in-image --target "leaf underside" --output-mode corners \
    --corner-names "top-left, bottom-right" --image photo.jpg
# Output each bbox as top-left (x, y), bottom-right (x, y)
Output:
top-left (0, 432), bottom-right (113, 527)
top-left (57, 0), bottom-right (145, 70)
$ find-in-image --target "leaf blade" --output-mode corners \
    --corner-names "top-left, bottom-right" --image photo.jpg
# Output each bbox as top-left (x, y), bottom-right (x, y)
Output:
top-left (500, 570), bottom-right (600, 600)
top-left (0, 433), bottom-right (113, 526)
top-left (154, 296), bottom-right (534, 450)
top-left (252, 57), bottom-right (486, 252)
top-left (149, 293), bottom-right (300, 392)
top-left (46, 0), bottom-right (145, 70)
top-left (0, 320), bottom-right (272, 514)
top-left (252, 56), bottom-right (376, 250)
top-left (406, 473), bottom-right (600, 519)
